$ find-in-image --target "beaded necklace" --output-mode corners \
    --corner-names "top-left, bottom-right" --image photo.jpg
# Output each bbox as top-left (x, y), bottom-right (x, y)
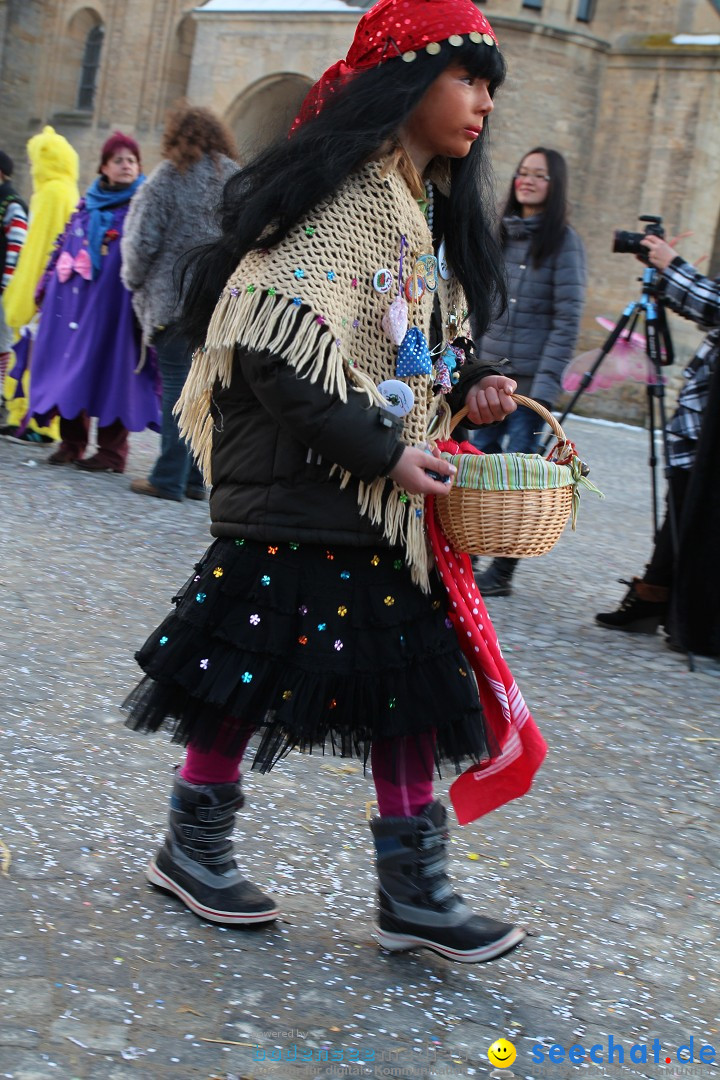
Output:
top-left (419, 180), bottom-right (434, 233)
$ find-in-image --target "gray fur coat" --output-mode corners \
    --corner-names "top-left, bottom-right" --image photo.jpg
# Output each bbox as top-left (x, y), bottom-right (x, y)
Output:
top-left (121, 154), bottom-right (239, 342)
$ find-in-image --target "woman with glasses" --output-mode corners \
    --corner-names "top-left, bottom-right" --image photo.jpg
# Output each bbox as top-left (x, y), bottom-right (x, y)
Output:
top-left (471, 146), bottom-right (587, 596)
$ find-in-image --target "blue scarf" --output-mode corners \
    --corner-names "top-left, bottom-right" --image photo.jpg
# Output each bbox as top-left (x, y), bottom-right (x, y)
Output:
top-left (84, 175), bottom-right (144, 279)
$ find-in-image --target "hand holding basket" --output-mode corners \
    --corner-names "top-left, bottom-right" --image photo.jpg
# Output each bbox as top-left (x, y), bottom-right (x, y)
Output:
top-left (433, 394), bottom-right (600, 558)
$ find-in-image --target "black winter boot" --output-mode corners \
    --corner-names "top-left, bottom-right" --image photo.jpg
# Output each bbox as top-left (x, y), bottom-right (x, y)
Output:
top-left (147, 774), bottom-right (278, 925)
top-left (595, 578), bottom-right (669, 633)
top-left (370, 801), bottom-right (526, 963)
top-left (474, 558), bottom-right (517, 597)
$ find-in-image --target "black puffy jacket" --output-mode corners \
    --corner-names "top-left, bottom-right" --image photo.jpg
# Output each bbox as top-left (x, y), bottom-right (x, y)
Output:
top-left (475, 214), bottom-right (586, 405)
top-left (209, 345), bottom-right (498, 547)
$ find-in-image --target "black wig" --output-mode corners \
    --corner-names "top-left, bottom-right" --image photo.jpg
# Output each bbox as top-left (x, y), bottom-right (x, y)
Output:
top-left (501, 147), bottom-right (571, 268)
top-left (180, 38), bottom-right (507, 347)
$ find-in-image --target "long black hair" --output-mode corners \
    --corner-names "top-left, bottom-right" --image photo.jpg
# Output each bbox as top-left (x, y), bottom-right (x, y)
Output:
top-left (179, 37), bottom-right (507, 347)
top-left (501, 146), bottom-right (570, 268)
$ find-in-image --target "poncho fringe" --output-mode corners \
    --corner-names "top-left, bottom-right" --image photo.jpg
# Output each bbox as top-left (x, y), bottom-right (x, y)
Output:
top-left (175, 160), bottom-right (464, 592)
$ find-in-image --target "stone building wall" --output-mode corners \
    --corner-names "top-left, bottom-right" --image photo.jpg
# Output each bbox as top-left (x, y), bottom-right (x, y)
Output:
top-left (186, 10), bottom-right (361, 159)
top-left (0, 0), bottom-right (198, 193)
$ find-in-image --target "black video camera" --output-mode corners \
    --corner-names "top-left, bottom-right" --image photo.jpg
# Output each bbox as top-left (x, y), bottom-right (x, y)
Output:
top-left (612, 215), bottom-right (665, 262)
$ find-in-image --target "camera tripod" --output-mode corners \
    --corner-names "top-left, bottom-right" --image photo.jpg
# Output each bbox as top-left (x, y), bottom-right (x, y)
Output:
top-left (543, 266), bottom-right (695, 670)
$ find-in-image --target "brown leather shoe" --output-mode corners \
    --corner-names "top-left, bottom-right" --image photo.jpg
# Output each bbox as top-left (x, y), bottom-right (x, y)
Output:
top-left (76, 454), bottom-right (124, 474)
top-left (130, 477), bottom-right (182, 501)
top-left (48, 446), bottom-right (82, 466)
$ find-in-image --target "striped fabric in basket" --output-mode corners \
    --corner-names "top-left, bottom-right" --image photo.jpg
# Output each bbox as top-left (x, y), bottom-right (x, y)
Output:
top-left (439, 451), bottom-right (575, 492)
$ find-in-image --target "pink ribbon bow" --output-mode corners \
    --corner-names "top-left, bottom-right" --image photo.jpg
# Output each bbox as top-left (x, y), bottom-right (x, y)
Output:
top-left (56, 248), bottom-right (92, 284)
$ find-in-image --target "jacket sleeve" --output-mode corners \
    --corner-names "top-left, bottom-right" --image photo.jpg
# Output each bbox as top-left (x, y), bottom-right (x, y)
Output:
top-left (654, 258), bottom-right (720, 330)
top-left (120, 172), bottom-right (170, 293)
top-left (240, 348), bottom-right (406, 482)
top-left (531, 227), bottom-right (587, 405)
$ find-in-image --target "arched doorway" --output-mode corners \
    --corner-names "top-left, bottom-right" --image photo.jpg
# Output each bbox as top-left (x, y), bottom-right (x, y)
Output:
top-left (227, 74), bottom-right (313, 161)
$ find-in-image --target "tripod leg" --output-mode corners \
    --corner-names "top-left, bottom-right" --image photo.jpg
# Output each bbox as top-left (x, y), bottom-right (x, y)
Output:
top-left (645, 380), bottom-right (660, 539)
top-left (644, 289), bottom-right (694, 672)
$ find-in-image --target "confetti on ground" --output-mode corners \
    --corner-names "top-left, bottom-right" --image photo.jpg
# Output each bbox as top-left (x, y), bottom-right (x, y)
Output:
top-left (0, 423), bottom-right (718, 1078)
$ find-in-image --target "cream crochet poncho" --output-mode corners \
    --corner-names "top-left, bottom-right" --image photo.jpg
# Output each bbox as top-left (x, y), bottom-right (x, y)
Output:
top-left (177, 159), bottom-right (468, 591)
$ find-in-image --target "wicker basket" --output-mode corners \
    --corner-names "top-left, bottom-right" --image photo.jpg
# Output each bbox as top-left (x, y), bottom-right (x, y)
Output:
top-left (434, 394), bottom-right (577, 558)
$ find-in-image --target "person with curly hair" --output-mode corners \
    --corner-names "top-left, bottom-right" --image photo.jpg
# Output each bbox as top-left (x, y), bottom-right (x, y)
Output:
top-left (121, 104), bottom-right (239, 502)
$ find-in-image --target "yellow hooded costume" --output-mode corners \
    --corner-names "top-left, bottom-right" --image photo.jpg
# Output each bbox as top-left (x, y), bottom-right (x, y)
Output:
top-left (2, 126), bottom-right (79, 434)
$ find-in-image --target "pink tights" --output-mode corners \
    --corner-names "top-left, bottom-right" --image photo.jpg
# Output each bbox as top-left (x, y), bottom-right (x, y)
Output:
top-left (370, 733), bottom-right (435, 817)
top-left (181, 725), bottom-right (435, 818)
top-left (180, 726), bottom-right (256, 786)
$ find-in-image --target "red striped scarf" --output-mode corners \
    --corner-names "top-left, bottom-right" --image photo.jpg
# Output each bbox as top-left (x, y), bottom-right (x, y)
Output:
top-left (426, 437), bottom-right (547, 825)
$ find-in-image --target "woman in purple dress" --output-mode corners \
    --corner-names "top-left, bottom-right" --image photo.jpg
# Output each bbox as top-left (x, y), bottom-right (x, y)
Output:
top-left (28, 132), bottom-right (160, 472)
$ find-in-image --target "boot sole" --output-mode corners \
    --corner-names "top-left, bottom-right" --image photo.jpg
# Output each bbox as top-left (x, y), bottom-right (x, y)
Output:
top-left (595, 617), bottom-right (660, 634)
top-left (372, 922), bottom-right (527, 964)
top-left (146, 859), bottom-right (279, 926)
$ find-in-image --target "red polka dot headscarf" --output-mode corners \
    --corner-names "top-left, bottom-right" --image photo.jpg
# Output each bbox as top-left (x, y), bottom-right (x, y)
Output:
top-left (291, 0), bottom-right (498, 131)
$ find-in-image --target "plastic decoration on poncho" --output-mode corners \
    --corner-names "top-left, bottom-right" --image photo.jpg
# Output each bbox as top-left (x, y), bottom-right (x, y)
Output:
top-left (434, 341), bottom-right (465, 395)
top-left (386, 233), bottom-right (434, 378)
top-left (381, 294), bottom-right (409, 346)
top-left (395, 326), bottom-right (433, 377)
top-left (432, 395), bottom-right (602, 559)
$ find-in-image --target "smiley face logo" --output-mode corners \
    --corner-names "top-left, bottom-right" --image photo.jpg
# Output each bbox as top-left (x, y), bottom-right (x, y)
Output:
top-left (488, 1038), bottom-right (517, 1068)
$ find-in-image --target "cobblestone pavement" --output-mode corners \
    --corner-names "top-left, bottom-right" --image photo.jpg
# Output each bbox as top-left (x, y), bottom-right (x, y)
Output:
top-left (1, 418), bottom-right (718, 1080)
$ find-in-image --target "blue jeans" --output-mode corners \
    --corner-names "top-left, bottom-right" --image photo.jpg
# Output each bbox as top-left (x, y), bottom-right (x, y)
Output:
top-left (149, 327), bottom-right (205, 499)
top-left (470, 403), bottom-right (545, 455)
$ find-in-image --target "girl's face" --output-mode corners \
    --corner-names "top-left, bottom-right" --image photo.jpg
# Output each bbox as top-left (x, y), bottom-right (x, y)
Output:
top-left (101, 150), bottom-right (140, 185)
top-left (513, 152), bottom-right (550, 217)
top-left (399, 64), bottom-right (494, 173)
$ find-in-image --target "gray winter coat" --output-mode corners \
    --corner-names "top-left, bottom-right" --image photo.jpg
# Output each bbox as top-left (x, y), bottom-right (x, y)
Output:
top-left (121, 154), bottom-right (239, 342)
top-left (476, 214), bottom-right (587, 405)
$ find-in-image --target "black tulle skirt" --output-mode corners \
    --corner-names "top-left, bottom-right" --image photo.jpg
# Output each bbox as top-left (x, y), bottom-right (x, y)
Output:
top-left (123, 537), bottom-right (491, 772)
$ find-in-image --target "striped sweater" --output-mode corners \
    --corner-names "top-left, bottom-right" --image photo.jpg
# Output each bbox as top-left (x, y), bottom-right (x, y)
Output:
top-left (1, 187), bottom-right (28, 293)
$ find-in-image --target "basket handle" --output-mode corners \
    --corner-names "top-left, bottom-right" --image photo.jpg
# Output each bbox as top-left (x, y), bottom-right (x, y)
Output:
top-left (449, 394), bottom-right (569, 446)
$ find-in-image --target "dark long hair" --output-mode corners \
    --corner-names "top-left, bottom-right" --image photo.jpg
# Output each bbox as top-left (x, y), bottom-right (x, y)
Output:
top-left (179, 38), bottom-right (506, 347)
top-left (501, 146), bottom-right (570, 267)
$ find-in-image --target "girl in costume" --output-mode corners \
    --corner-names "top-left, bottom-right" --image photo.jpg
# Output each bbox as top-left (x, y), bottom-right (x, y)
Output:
top-left (124, 0), bottom-right (545, 964)
top-left (1, 126), bottom-right (79, 442)
top-left (471, 147), bottom-right (587, 596)
top-left (27, 133), bottom-right (160, 472)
